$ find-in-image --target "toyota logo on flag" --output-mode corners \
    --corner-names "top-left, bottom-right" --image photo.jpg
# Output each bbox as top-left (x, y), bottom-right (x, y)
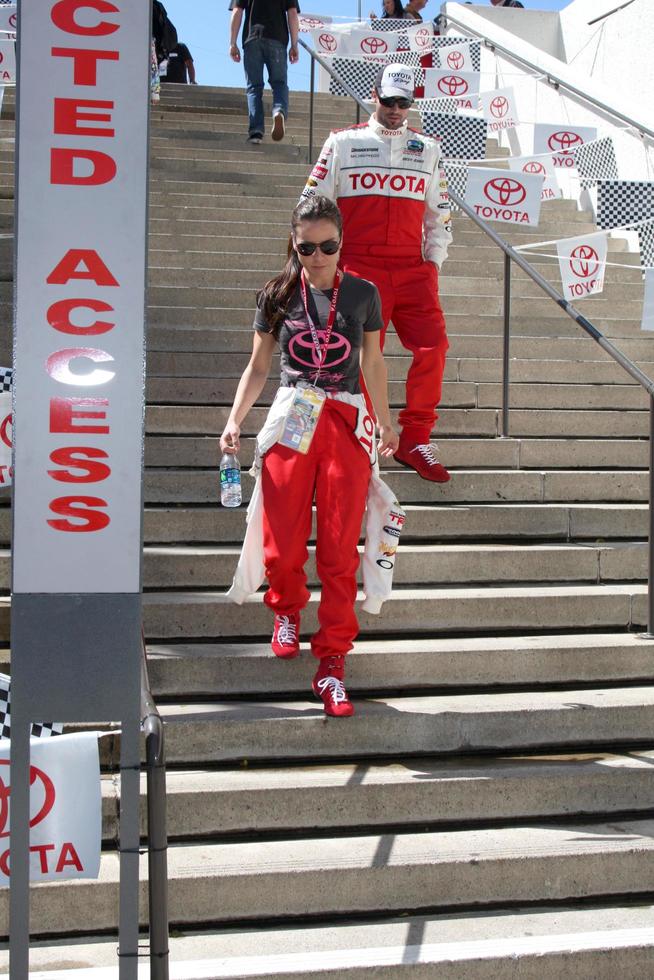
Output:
top-left (437, 75), bottom-right (468, 96)
top-left (569, 244), bottom-right (599, 279)
top-left (8, 14), bottom-right (16, 29)
top-left (523, 161), bottom-right (546, 174)
top-left (484, 177), bottom-right (527, 207)
top-left (547, 131), bottom-right (583, 152)
top-left (302, 17), bottom-right (326, 29)
top-left (0, 761), bottom-right (56, 839)
top-left (415, 28), bottom-right (431, 49)
top-left (318, 33), bottom-right (337, 52)
top-left (447, 51), bottom-right (464, 70)
top-left (361, 36), bottom-right (388, 55)
top-left (490, 96), bottom-right (509, 119)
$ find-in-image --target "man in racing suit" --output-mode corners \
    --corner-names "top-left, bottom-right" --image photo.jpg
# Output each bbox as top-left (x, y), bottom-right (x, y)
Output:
top-left (301, 63), bottom-right (453, 481)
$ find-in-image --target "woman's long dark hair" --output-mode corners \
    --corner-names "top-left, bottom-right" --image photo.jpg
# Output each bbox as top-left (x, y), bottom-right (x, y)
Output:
top-left (256, 195), bottom-right (343, 340)
top-left (381, 0), bottom-right (405, 17)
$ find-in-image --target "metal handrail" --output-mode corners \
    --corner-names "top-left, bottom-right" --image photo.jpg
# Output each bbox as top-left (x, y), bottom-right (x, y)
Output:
top-left (140, 631), bottom-right (169, 980)
top-left (443, 8), bottom-right (654, 143)
top-left (300, 39), bottom-right (654, 633)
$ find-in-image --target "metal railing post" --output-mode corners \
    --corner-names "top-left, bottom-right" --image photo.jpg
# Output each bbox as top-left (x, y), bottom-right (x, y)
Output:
top-left (308, 55), bottom-right (315, 164)
top-left (649, 396), bottom-right (654, 636)
top-left (141, 636), bottom-right (169, 980)
top-left (501, 252), bottom-right (511, 437)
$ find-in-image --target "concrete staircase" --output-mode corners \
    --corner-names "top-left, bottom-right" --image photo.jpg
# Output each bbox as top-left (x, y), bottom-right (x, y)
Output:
top-left (1, 83), bottom-right (654, 977)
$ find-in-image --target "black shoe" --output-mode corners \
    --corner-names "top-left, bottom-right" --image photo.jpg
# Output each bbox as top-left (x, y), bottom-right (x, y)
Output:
top-left (247, 133), bottom-right (263, 144)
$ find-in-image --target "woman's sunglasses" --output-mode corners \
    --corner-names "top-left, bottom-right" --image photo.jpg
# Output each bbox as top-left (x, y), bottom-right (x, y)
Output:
top-left (295, 239), bottom-right (341, 256)
top-left (379, 96), bottom-right (413, 109)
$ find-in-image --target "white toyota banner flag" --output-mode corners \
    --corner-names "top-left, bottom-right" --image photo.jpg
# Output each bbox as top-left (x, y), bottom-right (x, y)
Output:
top-left (0, 732), bottom-right (101, 884)
top-left (533, 123), bottom-right (597, 168)
top-left (508, 154), bottom-right (561, 201)
top-left (0, 39), bottom-right (14, 83)
top-left (437, 40), bottom-right (474, 72)
top-left (0, 367), bottom-right (11, 488)
top-left (424, 68), bottom-right (480, 108)
top-left (299, 13), bottom-right (333, 33)
top-left (0, 5), bottom-right (16, 36)
top-left (556, 231), bottom-right (608, 300)
top-left (642, 269), bottom-right (654, 331)
top-left (407, 22), bottom-right (434, 55)
top-left (465, 167), bottom-right (544, 227)
top-left (480, 86), bottom-right (519, 132)
top-left (312, 25), bottom-right (399, 58)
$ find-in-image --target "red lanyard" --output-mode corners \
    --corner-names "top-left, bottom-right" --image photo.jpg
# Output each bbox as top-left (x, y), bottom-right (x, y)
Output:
top-left (299, 268), bottom-right (342, 383)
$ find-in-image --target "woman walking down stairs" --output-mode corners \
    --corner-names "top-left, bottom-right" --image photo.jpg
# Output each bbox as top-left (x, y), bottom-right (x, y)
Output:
top-left (0, 83), bottom-right (653, 976)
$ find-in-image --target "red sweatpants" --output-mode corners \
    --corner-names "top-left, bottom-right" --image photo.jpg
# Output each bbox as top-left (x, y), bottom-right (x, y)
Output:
top-left (342, 252), bottom-right (449, 446)
top-left (261, 399), bottom-right (370, 659)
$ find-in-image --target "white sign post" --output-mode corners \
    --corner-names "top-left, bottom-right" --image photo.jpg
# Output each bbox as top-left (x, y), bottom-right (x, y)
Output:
top-left (10, 3), bottom-right (150, 977)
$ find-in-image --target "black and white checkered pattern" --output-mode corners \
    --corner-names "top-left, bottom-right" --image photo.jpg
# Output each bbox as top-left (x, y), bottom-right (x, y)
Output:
top-left (433, 36), bottom-right (481, 71)
top-left (329, 58), bottom-right (380, 100)
top-left (417, 97), bottom-right (460, 115)
top-left (0, 368), bottom-right (11, 393)
top-left (638, 219), bottom-right (654, 270)
top-left (421, 112), bottom-right (487, 161)
top-left (572, 137), bottom-right (618, 189)
top-left (328, 56), bottom-right (424, 100)
top-left (443, 161), bottom-right (468, 212)
top-left (597, 181), bottom-right (654, 229)
top-left (0, 673), bottom-right (63, 740)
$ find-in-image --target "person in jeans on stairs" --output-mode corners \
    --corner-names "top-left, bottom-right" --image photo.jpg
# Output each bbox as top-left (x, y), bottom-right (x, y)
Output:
top-left (220, 196), bottom-right (400, 717)
top-left (229, 0), bottom-right (300, 145)
top-left (301, 64), bottom-right (453, 482)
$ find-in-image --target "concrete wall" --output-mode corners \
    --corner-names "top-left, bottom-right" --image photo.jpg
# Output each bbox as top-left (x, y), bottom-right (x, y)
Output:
top-left (559, 0), bottom-right (654, 117)
top-left (458, 3), bottom-right (564, 59)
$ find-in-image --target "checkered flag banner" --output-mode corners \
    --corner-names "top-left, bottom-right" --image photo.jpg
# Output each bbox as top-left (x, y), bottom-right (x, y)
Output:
top-left (328, 56), bottom-right (425, 100)
top-left (638, 220), bottom-right (654, 270)
top-left (443, 160), bottom-right (468, 212)
top-left (0, 367), bottom-right (11, 393)
top-left (421, 112), bottom-right (487, 162)
top-left (572, 137), bottom-right (618, 189)
top-left (433, 36), bottom-right (481, 72)
top-left (597, 181), bottom-right (654, 272)
top-left (418, 97), bottom-right (461, 115)
top-left (597, 181), bottom-right (654, 229)
top-left (0, 673), bottom-right (64, 740)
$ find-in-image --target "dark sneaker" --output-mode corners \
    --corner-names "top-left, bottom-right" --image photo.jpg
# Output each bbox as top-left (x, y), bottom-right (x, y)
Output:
top-left (247, 133), bottom-right (263, 144)
top-left (395, 442), bottom-right (450, 483)
top-left (271, 612), bottom-right (300, 658)
top-left (312, 655), bottom-right (354, 717)
top-left (271, 112), bottom-right (285, 142)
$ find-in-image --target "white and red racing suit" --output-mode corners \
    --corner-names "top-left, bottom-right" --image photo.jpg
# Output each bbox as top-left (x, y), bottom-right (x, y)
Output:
top-left (301, 115), bottom-right (453, 445)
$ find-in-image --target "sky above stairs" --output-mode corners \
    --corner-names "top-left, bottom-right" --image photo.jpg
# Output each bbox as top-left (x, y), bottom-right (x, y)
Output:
top-left (164, 0), bottom-right (570, 91)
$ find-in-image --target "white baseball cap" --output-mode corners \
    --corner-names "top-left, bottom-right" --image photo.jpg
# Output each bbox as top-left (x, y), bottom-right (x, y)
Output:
top-left (375, 64), bottom-right (415, 100)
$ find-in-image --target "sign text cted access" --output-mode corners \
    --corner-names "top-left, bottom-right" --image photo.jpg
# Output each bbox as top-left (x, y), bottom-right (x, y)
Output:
top-left (13, 0), bottom-right (150, 593)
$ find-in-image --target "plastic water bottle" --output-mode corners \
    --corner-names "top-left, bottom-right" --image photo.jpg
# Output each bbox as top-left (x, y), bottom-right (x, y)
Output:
top-left (220, 452), bottom-right (242, 507)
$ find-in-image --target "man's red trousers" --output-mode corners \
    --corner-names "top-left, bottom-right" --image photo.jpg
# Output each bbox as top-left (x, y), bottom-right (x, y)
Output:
top-left (261, 399), bottom-right (370, 660)
top-left (342, 251), bottom-right (448, 446)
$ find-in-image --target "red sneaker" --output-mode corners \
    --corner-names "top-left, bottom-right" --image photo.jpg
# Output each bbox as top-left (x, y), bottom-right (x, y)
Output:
top-left (271, 612), bottom-right (300, 659)
top-left (394, 442), bottom-right (450, 483)
top-left (312, 656), bottom-right (355, 717)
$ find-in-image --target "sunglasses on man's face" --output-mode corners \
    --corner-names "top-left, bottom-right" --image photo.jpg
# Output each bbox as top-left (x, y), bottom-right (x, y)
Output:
top-left (379, 96), bottom-right (413, 109)
top-left (295, 239), bottom-right (341, 256)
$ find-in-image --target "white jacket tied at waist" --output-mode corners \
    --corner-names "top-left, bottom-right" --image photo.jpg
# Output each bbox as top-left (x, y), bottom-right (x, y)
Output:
top-left (226, 388), bottom-right (406, 614)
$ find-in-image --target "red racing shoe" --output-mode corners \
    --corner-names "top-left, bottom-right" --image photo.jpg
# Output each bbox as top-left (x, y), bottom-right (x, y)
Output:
top-left (271, 612), bottom-right (301, 659)
top-left (312, 655), bottom-right (355, 717)
top-left (394, 441), bottom-right (450, 483)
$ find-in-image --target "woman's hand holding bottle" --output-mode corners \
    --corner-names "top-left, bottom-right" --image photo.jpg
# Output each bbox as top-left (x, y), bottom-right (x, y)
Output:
top-left (220, 421), bottom-right (241, 455)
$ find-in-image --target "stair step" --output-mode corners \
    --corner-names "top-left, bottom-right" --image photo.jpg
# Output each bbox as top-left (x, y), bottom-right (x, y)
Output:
top-left (146, 634), bottom-right (654, 697)
top-left (137, 584), bottom-right (649, 644)
top-left (6, 904), bottom-right (654, 978)
top-left (8, 818), bottom-right (654, 935)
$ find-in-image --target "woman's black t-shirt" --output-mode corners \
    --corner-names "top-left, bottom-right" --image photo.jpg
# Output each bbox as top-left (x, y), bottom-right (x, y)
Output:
top-left (253, 273), bottom-right (383, 394)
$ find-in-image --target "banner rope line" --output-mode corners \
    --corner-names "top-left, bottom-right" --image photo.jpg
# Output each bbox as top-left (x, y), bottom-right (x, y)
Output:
top-left (514, 217), bottom-right (654, 251)
top-left (502, 251), bottom-right (647, 270)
